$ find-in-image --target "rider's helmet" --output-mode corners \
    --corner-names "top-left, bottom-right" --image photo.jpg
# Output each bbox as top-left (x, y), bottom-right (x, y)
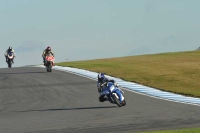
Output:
top-left (46, 46), bottom-right (51, 54)
top-left (98, 73), bottom-right (105, 83)
top-left (8, 46), bottom-right (12, 51)
top-left (46, 46), bottom-right (51, 51)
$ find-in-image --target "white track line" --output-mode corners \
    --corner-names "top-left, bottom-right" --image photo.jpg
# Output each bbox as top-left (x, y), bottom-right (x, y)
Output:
top-left (34, 65), bottom-right (200, 107)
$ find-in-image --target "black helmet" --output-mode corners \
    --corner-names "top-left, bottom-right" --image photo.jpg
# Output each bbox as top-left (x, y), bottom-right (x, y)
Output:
top-left (46, 46), bottom-right (51, 51)
top-left (8, 46), bottom-right (12, 50)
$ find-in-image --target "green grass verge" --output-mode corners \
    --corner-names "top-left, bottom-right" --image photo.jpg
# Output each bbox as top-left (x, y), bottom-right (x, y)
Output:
top-left (56, 50), bottom-right (200, 97)
top-left (138, 128), bottom-right (200, 133)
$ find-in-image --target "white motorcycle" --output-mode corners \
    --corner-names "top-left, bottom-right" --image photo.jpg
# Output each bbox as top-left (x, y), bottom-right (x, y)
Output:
top-left (7, 52), bottom-right (14, 68)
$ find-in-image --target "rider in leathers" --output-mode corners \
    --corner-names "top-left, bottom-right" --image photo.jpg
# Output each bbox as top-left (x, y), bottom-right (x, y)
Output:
top-left (4, 46), bottom-right (16, 63)
top-left (42, 46), bottom-right (55, 66)
top-left (97, 73), bottom-right (121, 103)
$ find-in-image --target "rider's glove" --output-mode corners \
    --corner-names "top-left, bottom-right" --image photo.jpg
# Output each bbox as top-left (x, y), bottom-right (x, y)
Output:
top-left (110, 80), bottom-right (115, 83)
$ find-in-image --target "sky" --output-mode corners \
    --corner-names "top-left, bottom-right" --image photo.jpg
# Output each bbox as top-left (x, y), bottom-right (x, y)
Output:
top-left (0, 0), bottom-right (200, 68)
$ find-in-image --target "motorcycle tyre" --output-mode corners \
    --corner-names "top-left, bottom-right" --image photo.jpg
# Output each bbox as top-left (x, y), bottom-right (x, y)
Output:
top-left (8, 60), bottom-right (12, 68)
top-left (122, 99), bottom-right (126, 106)
top-left (112, 94), bottom-right (122, 107)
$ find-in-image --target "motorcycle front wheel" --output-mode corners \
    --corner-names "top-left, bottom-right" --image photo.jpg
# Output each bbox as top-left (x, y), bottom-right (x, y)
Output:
top-left (122, 99), bottom-right (126, 106)
top-left (8, 60), bottom-right (12, 68)
top-left (46, 62), bottom-right (52, 72)
top-left (111, 94), bottom-right (122, 107)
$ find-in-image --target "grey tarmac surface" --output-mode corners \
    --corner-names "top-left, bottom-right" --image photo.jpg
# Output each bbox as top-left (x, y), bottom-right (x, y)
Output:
top-left (0, 67), bottom-right (200, 133)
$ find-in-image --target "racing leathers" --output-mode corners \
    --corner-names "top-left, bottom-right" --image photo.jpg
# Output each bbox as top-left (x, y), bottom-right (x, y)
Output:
top-left (4, 49), bottom-right (16, 63)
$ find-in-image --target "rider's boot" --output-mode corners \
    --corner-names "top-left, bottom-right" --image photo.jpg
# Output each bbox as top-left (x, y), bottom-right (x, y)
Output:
top-left (99, 95), bottom-right (106, 102)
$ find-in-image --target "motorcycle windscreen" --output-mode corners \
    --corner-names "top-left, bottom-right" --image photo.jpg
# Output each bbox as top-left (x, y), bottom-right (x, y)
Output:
top-left (8, 52), bottom-right (13, 56)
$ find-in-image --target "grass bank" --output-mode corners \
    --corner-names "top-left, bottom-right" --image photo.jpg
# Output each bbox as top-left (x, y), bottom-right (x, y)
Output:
top-left (56, 50), bottom-right (200, 97)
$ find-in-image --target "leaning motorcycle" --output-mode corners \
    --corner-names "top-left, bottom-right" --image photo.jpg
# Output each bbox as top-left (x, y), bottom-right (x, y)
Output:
top-left (45, 55), bottom-right (55, 72)
top-left (100, 82), bottom-right (126, 107)
top-left (7, 52), bottom-right (14, 68)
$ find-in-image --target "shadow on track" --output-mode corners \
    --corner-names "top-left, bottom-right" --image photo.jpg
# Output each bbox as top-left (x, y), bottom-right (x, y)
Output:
top-left (0, 72), bottom-right (46, 74)
top-left (15, 106), bottom-right (117, 112)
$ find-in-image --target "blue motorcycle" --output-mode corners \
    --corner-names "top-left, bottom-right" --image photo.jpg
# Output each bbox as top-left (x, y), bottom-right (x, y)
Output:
top-left (100, 82), bottom-right (126, 107)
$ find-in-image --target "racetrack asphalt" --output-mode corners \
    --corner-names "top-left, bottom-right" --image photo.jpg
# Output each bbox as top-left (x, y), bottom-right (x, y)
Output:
top-left (0, 67), bottom-right (200, 133)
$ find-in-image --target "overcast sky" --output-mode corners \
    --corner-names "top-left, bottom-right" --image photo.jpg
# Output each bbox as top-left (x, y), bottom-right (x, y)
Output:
top-left (0, 0), bottom-right (200, 68)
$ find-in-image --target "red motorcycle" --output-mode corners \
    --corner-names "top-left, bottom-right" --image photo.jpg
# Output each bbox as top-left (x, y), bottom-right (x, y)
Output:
top-left (45, 55), bottom-right (55, 72)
